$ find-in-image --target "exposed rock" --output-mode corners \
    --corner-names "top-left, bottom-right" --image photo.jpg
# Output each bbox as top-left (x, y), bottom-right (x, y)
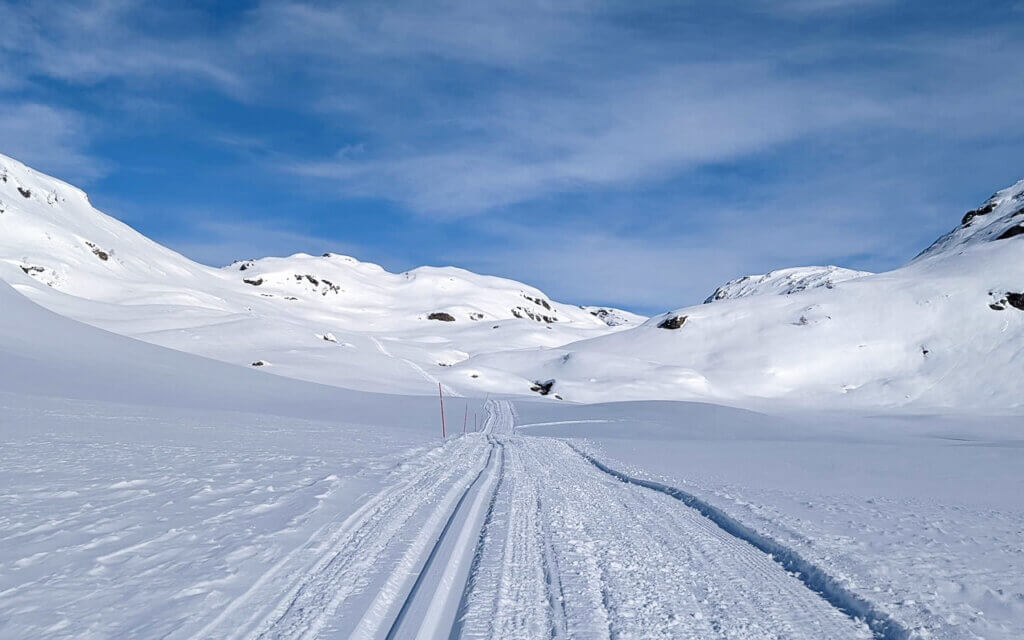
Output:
top-left (530, 379), bottom-right (556, 396)
top-left (237, 261), bottom-right (254, 271)
top-left (657, 314), bottom-right (687, 330)
top-left (511, 306), bottom-right (557, 323)
top-left (427, 312), bottom-right (456, 322)
top-left (961, 202), bottom-right (996, 225)
top-left (1007, 292), bottom-right (1024, 310)
top-left (85, 241), bottom-right (109, 261)
top-left (319, 332), bottom-right (338, 343)
top-left (469, 312), bottom-right (484, 321)
top-left (243, 277), bottom-right (264, 286)
top-left (284, 296), bottom-right (298, 301)
top-left (320, 279), bottom-right (340, 295)
top-left (523, 293), bottom-right (552, 310)
top-left (250, 360), bottom-right (268, 367)
top-left (17, 187), bottom-right (30, 198)
top-left (996, 225), bottom-right (1024, 240)
top-left (20, 265), bottom-right (45, 275)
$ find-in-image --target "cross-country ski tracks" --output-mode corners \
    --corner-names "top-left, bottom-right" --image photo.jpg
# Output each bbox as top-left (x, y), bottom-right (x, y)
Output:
top-left (455, 429), bottom-right (878, 639)
top-left (193, 437), bottom-right (489, 639)
top-left (197, 399), bottom-right (894, 639)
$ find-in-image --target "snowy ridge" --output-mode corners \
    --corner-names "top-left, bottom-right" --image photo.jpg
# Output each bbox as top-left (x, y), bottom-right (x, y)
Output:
top-left (456, 179), bottom-right (1024, 409)
top-left (704, 265), bottom-right (872, 303)
top-left (915, 178), bottom-right (1024, 260)
top-left (0, 152), bottom-right (642, 396)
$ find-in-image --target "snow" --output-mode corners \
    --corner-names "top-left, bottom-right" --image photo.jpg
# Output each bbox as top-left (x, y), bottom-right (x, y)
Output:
top-left (703, 265), bottom-right (873, 303)
top-left (0, 151), bottom-right (642, 397)
top-left (515, 401), bottom-right (1024, 640)
top-left (2, 151), bottom-right (1022, 639)
top-left (457, 189), bottom-right (1024, 408)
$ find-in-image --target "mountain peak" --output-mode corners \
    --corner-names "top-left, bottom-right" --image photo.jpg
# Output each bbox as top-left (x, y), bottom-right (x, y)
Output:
top-left (915, 178), bottom-right (1024, 261)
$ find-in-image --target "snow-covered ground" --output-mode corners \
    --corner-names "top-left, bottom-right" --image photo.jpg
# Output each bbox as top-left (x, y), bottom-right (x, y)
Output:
top-left (516, 401), bottom-right (1024, 640)
top-left (2, 151), bottom-right (1022, 639)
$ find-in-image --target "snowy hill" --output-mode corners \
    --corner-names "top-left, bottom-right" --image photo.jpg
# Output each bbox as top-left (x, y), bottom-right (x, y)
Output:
top-left (703, 265), bottom-right (872, 303)
top-left (915, 178), bottom-right (1024, 259)
top-left (455, 181), bottom-right (1024, 410)
top-left (0, 152), bottom-right (642, 395)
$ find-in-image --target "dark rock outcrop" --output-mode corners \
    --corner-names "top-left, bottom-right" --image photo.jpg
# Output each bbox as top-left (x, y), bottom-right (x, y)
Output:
top-left (657, 315), bottom-right (687, 330)
top-left (523, 294), bottom-right (552, 310)
top-left (427, 312), bottom-right (456, 322)
top-left (530, 379), bottom-right (555, 396)
top-left (85, 241), bottom-right (109, 261)
top-left (961, 202), bottom-right (996, 225)
top-left (997, 225), bottom-right (1024, 240)
top-left (1007, 292), bottom-right (1024, 310)
top-left (17, 187), bottom-right (30, 198)
top-left (511, 306), bottom-right (557, 323)
top-left (243, 277), bottom-right (264, 286)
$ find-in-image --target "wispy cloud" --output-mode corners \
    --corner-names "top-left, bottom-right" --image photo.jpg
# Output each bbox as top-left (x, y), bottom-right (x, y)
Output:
top-left (0, 1), bottom-right (1021, 310)
top-left (0, 103), bottom-right (108, 183)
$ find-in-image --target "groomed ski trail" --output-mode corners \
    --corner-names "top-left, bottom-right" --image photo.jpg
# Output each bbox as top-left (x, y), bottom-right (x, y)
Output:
top-left (195, 400), bottom-right (903, 639)
top-left (452, 401), bottom-right (879, 640)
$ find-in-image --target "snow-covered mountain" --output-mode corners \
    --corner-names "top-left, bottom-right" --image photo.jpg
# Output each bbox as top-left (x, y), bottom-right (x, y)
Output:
top-left (703, 265), bottom-right (872, 303)
top-left (4, 150), bottom-right (1022, 410)
top-left (455, 180), bottom-right (1024, 410)
top-left (0, 152), bottom-right (643, 395)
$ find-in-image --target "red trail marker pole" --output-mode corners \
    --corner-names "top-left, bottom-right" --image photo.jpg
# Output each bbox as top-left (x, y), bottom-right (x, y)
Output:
top-left (438, 383), bottom-right (446, 439)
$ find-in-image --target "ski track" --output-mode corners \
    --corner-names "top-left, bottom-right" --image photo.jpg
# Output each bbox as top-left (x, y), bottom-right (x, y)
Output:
top-left (193, 400), bottom-right (900, 639)
top-left (370, 336), bottom-right (461, 397)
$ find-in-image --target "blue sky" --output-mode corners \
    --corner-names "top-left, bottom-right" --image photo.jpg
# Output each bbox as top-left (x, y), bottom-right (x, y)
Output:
top-left (1, 0), bottom-right (1023, 314)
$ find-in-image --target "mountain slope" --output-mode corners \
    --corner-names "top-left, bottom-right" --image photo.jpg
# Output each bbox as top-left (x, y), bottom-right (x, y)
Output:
top-left (704, 265), bottom-right (872, 303)
top-left (454, 182), bottom-right (1024, 410)
top-left (0, 152), bottom-right (642, 395)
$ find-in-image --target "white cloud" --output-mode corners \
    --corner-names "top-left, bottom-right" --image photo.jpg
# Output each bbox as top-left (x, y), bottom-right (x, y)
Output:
top-left (0, 103), bottom-right (108, 183)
